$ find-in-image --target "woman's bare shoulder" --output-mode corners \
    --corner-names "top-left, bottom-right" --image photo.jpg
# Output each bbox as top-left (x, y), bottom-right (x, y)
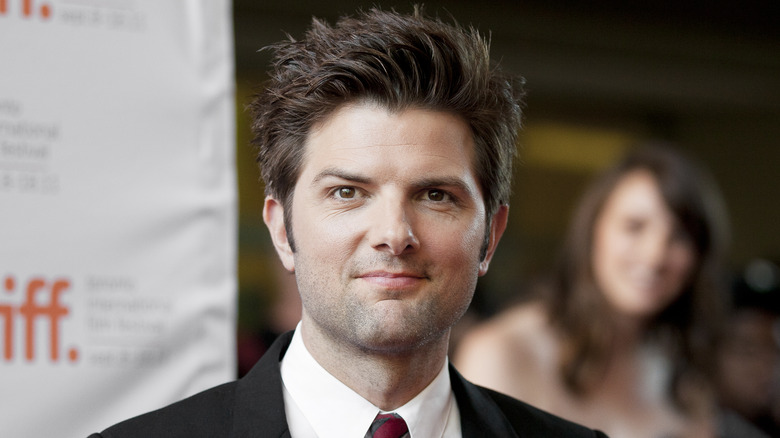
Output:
top-left (453, 301), bottom-right (558, 392)
top-left (472, 301), bottom-right (553, 342)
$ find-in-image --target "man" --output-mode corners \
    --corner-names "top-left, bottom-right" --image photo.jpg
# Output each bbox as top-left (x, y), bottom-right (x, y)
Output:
top-left (716, 269), bottom-right (780, 438)
top-left (91, 7), bottom-right (607, 437)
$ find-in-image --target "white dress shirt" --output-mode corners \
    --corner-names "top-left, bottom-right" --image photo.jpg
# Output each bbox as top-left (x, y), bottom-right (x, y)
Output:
top-left (280, 324), bottom-right (462, 438)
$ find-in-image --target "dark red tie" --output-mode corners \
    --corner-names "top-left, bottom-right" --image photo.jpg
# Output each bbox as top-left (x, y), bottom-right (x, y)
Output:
top-left (366, 412), bottom-right (409, 438)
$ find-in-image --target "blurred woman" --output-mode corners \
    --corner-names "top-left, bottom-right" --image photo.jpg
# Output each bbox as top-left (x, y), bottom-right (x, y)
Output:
top-left (455, 144), bottom-right (729, 438)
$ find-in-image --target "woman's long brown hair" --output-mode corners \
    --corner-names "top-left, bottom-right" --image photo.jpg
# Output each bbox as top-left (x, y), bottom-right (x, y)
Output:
top-left (543, 143), bottom-right (729, 412)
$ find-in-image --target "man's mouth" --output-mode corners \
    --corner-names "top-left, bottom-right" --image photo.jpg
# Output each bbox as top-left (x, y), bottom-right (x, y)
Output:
top-left (357, 270), bottom-right (427, 289)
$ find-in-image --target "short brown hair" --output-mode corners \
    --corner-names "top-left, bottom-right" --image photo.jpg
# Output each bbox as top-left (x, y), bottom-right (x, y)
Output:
top-left (249, 6), bottom-right (523, 231)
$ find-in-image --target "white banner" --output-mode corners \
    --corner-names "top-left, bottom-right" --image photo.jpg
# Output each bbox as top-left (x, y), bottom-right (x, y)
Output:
top-left (0, 1), bottom-right (236, 436)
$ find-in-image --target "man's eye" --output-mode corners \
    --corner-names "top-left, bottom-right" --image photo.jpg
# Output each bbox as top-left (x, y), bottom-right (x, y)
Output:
top-left (426, 190), bottom-right (446, 202)
top-left (336, 187), bottom-right (356, 199)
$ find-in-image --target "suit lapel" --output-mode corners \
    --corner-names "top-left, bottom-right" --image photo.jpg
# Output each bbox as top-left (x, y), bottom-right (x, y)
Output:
top-left (232, 331), bottom-right (295, 438)
top-left (450, 364), bottom-right (520, 438)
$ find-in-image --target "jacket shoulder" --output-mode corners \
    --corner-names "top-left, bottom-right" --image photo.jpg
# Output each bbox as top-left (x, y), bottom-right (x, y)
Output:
top-left (96, 381), bottom-right (238, 438)
top-left (451, 363), bottom-right (606, 438)
top-left (92, 332), bottom-right (296, 438)
top-left (482, 385), bottom-right (608, 437)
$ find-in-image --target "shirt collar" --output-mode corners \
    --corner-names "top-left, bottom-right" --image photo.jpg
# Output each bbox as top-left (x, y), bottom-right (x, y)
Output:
top-left (280, 324), bottom-right (454, 438)
top-left (393, 357), bottom-right (453, 438)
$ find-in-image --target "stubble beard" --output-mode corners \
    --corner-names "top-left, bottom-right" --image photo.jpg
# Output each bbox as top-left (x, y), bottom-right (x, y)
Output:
top-left (295, 253), bottom-right (478, 356)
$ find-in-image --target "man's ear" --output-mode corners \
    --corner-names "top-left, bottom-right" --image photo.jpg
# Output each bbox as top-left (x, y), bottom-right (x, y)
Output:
top-left (478, 204), bottom-right (509, 276)
top-left (263, 196), bottom-right (295, 272)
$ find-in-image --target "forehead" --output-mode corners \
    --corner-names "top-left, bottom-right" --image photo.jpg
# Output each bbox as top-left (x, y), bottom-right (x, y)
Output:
top-left (602, 170), bottom-right (667, 216)
top-left (298, 103), bottom-right (478, 182)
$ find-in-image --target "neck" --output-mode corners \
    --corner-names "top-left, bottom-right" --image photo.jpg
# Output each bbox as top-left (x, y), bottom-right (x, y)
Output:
top-left (300, 321), bottom-right (450, 411)
top-left (607, 310), bottom-right (650, 354)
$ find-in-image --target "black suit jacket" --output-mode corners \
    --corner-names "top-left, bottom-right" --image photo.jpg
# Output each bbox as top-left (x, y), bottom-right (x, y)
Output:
top-left (90, 331), bottom-right (607, 437)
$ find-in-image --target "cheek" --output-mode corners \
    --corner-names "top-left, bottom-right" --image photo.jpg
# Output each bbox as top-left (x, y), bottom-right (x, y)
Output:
top-left (428, 219), bottom-right (485, 264)
top-left (668, 246), bottom-right (697, 283)
top-left (292, 201), bottom-right (359, 245)
top-left (593, 227), bottom-right (624, 276)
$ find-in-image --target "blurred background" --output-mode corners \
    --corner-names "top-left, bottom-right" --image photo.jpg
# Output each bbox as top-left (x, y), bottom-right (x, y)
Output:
top-left (231, 1), bottom-right (780, 351)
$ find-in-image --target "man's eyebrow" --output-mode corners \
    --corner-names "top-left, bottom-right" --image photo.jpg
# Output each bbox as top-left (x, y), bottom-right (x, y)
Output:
top-left (311, 168), bottom-right (371, 185)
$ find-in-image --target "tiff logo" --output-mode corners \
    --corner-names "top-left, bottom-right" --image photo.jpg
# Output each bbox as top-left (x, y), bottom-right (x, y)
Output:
top-left (1, 275), bottom-right (78, 362)
top-left (0, 0), bottom-right (52, 19)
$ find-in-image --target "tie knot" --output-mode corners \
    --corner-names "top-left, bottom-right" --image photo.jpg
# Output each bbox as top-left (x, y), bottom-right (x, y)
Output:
top-left (367, 412), bottom-right (409, 438)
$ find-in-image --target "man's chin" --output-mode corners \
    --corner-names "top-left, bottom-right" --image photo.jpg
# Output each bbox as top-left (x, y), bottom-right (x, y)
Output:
top-left (354, 323), bottom-right (446, 355)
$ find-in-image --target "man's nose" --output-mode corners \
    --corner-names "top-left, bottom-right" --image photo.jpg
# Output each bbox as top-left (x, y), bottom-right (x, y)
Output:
top-left (368, 197), bottom-right (420, 255)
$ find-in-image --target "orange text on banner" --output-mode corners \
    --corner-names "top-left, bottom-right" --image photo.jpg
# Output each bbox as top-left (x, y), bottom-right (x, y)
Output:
top-left (1, 276), bottom-right (76, 362)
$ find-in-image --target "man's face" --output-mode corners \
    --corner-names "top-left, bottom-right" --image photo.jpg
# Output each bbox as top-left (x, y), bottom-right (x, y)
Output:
top-left (264, 102), bottom-right (507, 356)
